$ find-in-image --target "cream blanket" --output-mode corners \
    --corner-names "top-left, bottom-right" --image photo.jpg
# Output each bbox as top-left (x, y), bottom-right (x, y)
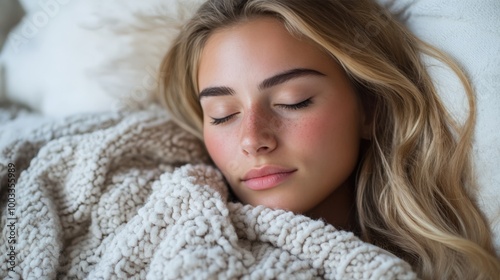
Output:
top-left (0, 105), bottom-right (416, 279)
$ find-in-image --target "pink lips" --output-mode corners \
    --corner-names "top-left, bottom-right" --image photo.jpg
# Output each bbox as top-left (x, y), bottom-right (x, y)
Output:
top-left (241, 166), bottom-right (297, 190)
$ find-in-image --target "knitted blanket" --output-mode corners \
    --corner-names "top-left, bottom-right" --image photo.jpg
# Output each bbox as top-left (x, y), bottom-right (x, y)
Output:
top-left (0, 105), bottom-right (416, 279)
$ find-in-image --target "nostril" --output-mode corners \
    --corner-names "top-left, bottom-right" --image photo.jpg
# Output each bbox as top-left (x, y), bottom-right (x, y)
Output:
top-left (256, 146), bottom-right (269, 152)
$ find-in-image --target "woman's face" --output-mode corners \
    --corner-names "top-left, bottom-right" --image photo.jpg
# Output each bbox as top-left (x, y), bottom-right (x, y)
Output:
top-left (198, 17), bottom-right (367, 214)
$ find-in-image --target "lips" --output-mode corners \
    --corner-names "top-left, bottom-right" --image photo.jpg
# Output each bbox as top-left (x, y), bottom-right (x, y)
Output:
top-left (241, 166), bottom-right (297, 190)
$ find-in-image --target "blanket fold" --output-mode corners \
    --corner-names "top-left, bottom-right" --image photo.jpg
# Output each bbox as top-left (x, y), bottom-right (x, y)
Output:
top-left (0, 106), bottom-right (416, 279)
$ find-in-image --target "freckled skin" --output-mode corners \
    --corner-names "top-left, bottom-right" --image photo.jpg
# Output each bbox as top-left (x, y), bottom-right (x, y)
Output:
top-left (198, 17), bottom-right (368, 227)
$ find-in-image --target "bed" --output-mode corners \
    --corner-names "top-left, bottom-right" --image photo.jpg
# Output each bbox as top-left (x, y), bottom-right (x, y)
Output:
top-left (1, 0), bottom-right (499, 278)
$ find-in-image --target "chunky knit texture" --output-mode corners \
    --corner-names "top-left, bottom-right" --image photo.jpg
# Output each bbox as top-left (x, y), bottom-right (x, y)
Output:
top-left (0, 105), bottom-right (416, 279)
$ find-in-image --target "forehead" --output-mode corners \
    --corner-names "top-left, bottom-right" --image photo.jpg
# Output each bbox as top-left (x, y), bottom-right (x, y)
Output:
top-left (197, 17), bottom-right (335, 90)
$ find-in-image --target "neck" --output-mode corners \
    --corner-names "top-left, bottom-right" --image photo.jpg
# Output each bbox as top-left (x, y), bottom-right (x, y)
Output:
top-left (305, 179), bottom-right (358, 233)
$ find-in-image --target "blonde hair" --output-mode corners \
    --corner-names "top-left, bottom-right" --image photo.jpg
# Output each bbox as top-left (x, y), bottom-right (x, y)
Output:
top-left (158, 0), bottom-right (500, 278)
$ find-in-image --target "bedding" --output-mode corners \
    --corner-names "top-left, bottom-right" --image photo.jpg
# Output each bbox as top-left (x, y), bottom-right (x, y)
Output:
top-left (0, 105), bottom-right (416, 279)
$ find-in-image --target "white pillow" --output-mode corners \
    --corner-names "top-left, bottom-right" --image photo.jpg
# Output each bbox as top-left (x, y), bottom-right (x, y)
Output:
top-left (0, 0), bottom-right (204, 115)
top-left (1, 0), bottom-right (499, 250)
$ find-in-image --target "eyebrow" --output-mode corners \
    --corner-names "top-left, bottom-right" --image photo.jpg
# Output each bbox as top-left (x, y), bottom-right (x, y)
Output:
top-left (198, 86), bottom-right (235, 99)
top-left (198, 68), bottom-right (326, 100)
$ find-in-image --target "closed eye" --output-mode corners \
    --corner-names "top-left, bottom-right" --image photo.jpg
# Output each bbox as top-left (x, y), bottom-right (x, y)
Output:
top-left (276, 98), bottom-right (313, 110)
top-left (210, 112), bottom-right (239, 125)
top-left (209, 98), bottom-right (312, 125)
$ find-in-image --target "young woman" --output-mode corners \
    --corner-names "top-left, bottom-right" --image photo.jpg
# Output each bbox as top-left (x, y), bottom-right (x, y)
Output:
top-left (158, 0), bottom-right (500, 278)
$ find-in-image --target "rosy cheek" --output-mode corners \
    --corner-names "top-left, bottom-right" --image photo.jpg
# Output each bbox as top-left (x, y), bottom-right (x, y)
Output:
top-left (290, 109), bottom-right (360, 156)
top-left (204, 130), bottom-right (234, 174)
top-left (287, 116), bottom-right (329, 146)
top-left (204, 131), bottom-right (222, 161)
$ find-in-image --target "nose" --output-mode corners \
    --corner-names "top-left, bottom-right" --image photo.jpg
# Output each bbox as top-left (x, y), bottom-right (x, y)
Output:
top-left (240, 109), bottom-right (278, 156)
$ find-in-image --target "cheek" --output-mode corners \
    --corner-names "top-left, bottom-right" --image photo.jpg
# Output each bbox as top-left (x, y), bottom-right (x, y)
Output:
top-left (204, 129), bottom-right (224, 162)
top-left (290, 108), bottom-right (362, 159)
top-left (203, 129), bottom-right (236, 175)
top-left (286, 114), bottom-right (340, 146)
top-left (292, 116), bottom-right (327, 143)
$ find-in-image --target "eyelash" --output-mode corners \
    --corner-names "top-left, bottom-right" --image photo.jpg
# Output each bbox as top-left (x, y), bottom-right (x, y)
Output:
top-left (210, 98), bottom-right (313, 125)
top-left (277, 98), bottom-right (313, 110)
top-left (210, 113), bottom-right (238, 125)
